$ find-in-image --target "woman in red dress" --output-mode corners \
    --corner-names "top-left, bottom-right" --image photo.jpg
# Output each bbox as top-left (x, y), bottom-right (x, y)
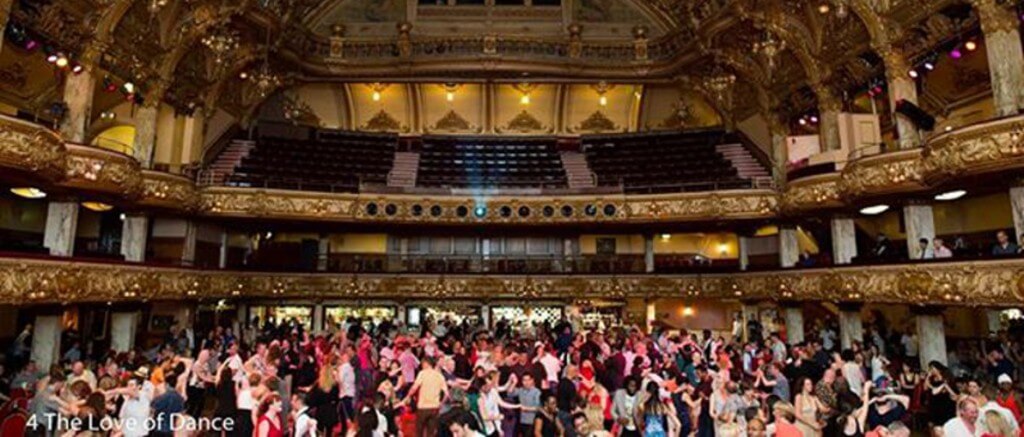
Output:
top-left (255, 393), bottom-right (284, 437)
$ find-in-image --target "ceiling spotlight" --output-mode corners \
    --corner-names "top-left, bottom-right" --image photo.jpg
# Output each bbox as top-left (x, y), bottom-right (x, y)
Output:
top-left (25, 40), bottom-right (38, 51)
top-left (9, 187), bottom-right (46, 199)
top-left (81, 201), bottom-right (114, 212)
top-left (817, 3), bottom-right (830, 14)
top-left (965, 40), bottom-right (978, 51)
top-left (859, 204), bottom-right (890, 215)
top-left (945, 125), bottom-right (954, 132)
top-left (474, 205), bottom-right (487, 218)
top-left (934, 190), bottom-right (967, 201)
top-left (923, 61), bottom-right (935, 71)
top-left (46, 54), bottom-right (58, 63)
top-left (123, 82), bottom-right (135, 94)
top-left (71, 64), bottom-right (84, 74)
top-left (798, 118), bottom-right (808, 126)
top-left (809, 115), bottom-right (819, 123)
top-left (239, 71), bottom-right (249, 80)
top-left (908, 69), bottom-right (919, 79)
top-left (55, 55), bottom-right (69, 68)
top-left (949, 47), bottom-right (963, 59)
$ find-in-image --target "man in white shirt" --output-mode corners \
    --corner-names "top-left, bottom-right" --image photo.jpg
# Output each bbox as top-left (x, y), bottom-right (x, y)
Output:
top-left (942, 398), bottom-right (979, 437)
top-left (291, 392), bottom-right (317, 437)
top-left (537, 345), bottom-right (561, 388)
top-left (118, 376), bottom-right (154, 437)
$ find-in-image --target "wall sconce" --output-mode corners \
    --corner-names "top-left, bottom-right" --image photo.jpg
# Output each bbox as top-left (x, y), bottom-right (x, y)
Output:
top-left (442, 83), bottom-right (460, 102)
top-left (514, 82), bottom-right (537, 106)
top-left (369, 83), bottom-right (389, 102)
top-left (592, 81), bottom-right (614, 107)
top-left (717, 243), bottom-right (729, 255)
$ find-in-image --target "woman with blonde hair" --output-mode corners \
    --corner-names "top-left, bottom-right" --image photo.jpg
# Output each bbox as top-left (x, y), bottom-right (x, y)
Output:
top-left (981, 409), bottom-right (1015, 437)
top-left (306, 358), bottom-right (340, 436)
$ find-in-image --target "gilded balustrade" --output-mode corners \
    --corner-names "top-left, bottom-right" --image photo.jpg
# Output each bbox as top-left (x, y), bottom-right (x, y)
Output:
top-left (2, 256), bottom-right (1023, 306)
top-left (5, 114), bottom-right (1024, 221)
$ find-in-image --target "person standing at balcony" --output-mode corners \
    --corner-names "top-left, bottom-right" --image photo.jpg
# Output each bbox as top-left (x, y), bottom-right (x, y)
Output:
top-left (933, 238), bottom-right (953, 259)
top-left (915, 238), bottom-right (934, 260)
top-left (992, 231), bottom-right (1019, 256)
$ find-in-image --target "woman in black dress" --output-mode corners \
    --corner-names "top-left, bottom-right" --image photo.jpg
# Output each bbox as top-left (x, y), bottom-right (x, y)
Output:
top-left (924, 361), bottom-right (957, 428)
top-left (212, 365), bottom-right (237, 437)
top-left (307, 359), bottom-right (341, 436)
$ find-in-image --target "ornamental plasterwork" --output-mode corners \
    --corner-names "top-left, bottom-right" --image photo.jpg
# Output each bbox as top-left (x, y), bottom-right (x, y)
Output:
top-left (430, 110), bottom-right (477, 133)
top-left (923, 117), bottom-right (1024, 183)
top-left (837, 148), bottom-right (925, 199)
top-left (62, 146), bottom-right (144, 198)
top-left (781, 173), bottom-right (842, 213)
top-left (0, 116), bottom-right (66, 180)
top-left (574, 111), bottom-right (620, 133)
top-left (502, 110), bottom-right (546, 133)
top-left (4, 256), bottom-right (1024, 306)
top-left (361, 109), bottom-right (406, 132)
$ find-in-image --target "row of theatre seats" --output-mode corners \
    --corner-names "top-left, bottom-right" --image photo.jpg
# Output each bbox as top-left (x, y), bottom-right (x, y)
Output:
top-left (417, 136), bottom-right (567, 188)
top-left (220, 126), bottom-right (758, 193)
top-left (229, 127), bottom-right (398, 192)
top-left (582, 129), bottom-right (747, 193)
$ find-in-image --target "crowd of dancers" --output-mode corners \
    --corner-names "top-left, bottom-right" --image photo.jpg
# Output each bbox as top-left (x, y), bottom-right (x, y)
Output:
top-left (4, 312), bottom-right (1024, 437)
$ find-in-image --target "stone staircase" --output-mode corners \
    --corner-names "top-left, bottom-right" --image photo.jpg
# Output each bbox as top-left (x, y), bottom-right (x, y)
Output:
top-left (204, 140), bottom-right (254, 185)
top-left (716, 143), bottom-right (771, 183)
top-left (387, 152), bottom-right (420, 188)
top-left (560, 151), bottom-right (596, 189)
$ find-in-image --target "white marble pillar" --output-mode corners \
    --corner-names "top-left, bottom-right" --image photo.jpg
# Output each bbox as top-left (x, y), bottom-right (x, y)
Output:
top-left (121, 215), bottom-right (149, 262)
top-left (771, 130), bottom-right (789, 187)
top-left (783, 307), bottom-right (805, 344)
top-left (977, 0), bottom-right (1024, 116)
top-left (59, 68), bottom-right (96, 144)
top-left (838, 307), bottom-right (864, 350)
top-left (987, 310), bottom-right (1004, 336)
top-left (1010, 186), bottom-right (1024, 246)
top-left (396, 304), bottom-right (407, 326)
top-left (916, 312), bottom-right (948, 368)
top-left (779, 226), bottom-right (799, 268)
top-left (133, 104), bottom-right (159, 168)
top-left (218, 231), bottom-right (229, 269)
top-left (31, 315), bottom-right (61, 370)
top-left (902, 204), bottom-right (936, 259)
top-left (819, 108), bottom-right (842, 151)
top-left (738, 236), bottom-right (750, 271)
top-left (43, 201), bottom-right (79, 257)
top-left (481, 304), bottom-right (491, 328)
top-left (644, 234), bottom-right (655, 273)
top-left (312, 304), bottom-right (324, 334)
top-left (831, 216), bottom-right (858, 265)
top-left (887, 75), bottom-right (921, 149)
top-left (181, 221), bottom-right (197, 267)
top-left (110, 312), bottom-right (139, 353)
top-left (645, 301), bottom-right (656, 333)
top-left (316, 235), bottom-right (329, 272)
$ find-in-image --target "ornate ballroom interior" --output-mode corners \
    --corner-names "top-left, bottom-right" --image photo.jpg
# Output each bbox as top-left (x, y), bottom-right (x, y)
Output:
top-left (0, 0), bottom-right (1023, 369)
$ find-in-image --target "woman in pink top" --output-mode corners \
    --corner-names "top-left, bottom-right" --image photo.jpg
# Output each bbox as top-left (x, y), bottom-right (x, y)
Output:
top-left (772, 402), bottom-right (804, 437)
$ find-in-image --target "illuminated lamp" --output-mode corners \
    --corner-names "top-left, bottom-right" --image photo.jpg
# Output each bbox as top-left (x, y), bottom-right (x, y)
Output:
top-left (949, 47), bottom-right (962, 59)
top-left (717, 243), bottom-right (729, 255)
top-left (923, 61), bottom-right (935, 71)
top-left (809, 115), bottom-right (819, 123)
top-left (660, 233), bottom-right (671, 241)
top-left (798, 118), bottom-right (807, 126)
top-left (599, 95), bottom-right (607, 106)
top-left (239, 71), bottom-right (249, 80)
top-left (55, 55), bottom-right (69, 68)
top-left (934, 190), bottom-right (966, 201)
top-left (520, 94), bottom-right (530, 105)
top-left (81, 202), bottom-right (114, 212)
top-left (474, 205), bottom-right (487, 218)
top-left (817, 3), bottom-right (830, 14)
top-left (25, 40), bottom-right (38, 51)
top-left (446, 91), bottom-right (455, 102)
top-left (908, 69), bottom-right (919, 79)
top-left (859, 204), bottom-right (889, 215)
top-left (964, 40), bottom-right (978, 51)
top-left (71, 64), bottom-right (84, 74)
top-left (46, 54), bottom-right (58, 63)
top-left (123, 82), bottom-right (135, 94)
top-left (9, 187), bottom-right (46, 199)
top-left (372, 91), bottom-right (381, 101)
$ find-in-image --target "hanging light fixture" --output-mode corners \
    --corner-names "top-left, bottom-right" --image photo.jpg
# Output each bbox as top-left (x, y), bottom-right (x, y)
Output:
top-left (201, 28), bottom-right (240, 65)
top-left (249, 31), bottom-right (281, 98)
top-left (10, 187), bottom-right (46, 199)
top-left (753, 29), bottom-right (785, 74)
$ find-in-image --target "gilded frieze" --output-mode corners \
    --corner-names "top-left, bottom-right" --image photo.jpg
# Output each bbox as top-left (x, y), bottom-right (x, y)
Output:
top-left (61, 145), bottom-right (144, 198)
top-left (923, 116), bottom-right (1024, 183)
top-left (0, 115), bottom-right (66, 181)
top-left (781, 173), bottom-right (842, 213)
top-left (838, 148), bottom-right (925, 200)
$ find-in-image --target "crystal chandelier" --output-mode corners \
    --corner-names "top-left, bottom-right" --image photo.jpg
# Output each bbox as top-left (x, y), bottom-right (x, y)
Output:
top-left (202, 29), bottom-right (240, 65)
top-left (702, 71), bottom-right (736, 105)
top-left (248, 32), bottom-right (281, 98)
top-left (753, 31), bottom-right (785, 73)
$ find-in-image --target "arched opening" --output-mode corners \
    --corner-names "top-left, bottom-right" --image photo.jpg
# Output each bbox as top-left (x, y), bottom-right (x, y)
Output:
top-left (90, 125), bottom-right (135, 155)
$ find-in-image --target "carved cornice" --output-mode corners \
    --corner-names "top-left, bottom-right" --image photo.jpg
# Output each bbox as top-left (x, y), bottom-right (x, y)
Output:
top-left (59, 145), bottom-right (144, 198)
top-left (3, 256), bottom-right (1024, 306)
top-left (0, 116), bottom-right (66, 182)
top-left (781, 173), bottom-right (842, 213)
top-left (138, 171), bottom-right (201, 212)
top-left (838, 148), bottom-right (925, 201)
top-left (923, 114), bottom-right (1024, 184)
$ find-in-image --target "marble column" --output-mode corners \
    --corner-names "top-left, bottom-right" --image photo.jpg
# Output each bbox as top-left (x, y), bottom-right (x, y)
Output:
top-left (121, 214), bottom-right (149, 262)
top-left (1010, 186), bottom-right (1024, 245)
top-left (771, 130), bottom-right (789, 187)
top-left (312, 304), bottom-right (324, 334)
top-left (831, 216), bottom-right (858, 265)
top-left (59, 68), bottom-right (96, 144)
top-left (316, 235), bottom-right (329, 272)
top-left (31, 315), bottom-right (61, 370)
top-left (645, 301), bottom-right (656, 333)
top-left (481, 304), bottom-right (491, 328)
top-left (902, 203), bottom-right (936, 259)
top-left (110, 312), bottom-right (139, 353)
top-left (43, 201), bottom-right (79, 257)
top-left (976, 0), bottom-right (1024, 116)
top-left (838, 304), bottom-right (864, 350)
top-left (987, 310), bottom-right (1004, 336)
top-left (738, 236), bottom-right (750, 271)
top-left (779, 226), bottom-right (799, 268)
top-left (218, 231), bottom-right (229, 269)
top-left (819, 107), bottom-right (842, 151)
top-left (180, 221), bottom-right (197, 267)
top-left (396, 304), bottom-right (407, 326)
top-left (783, 306), bottom-right (805, 345)
top-left (915, 308), bottom-right (948, 368)
top-left (644, 234), bottom-right (655, 273)
top-left (133, 104), bottom-right (159, 168)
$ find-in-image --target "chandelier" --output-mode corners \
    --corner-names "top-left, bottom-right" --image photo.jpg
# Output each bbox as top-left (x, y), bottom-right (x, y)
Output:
top-left (202, 28), bottom-right (240, 65)
top-left (248, 32), bottom-right (281, 98)
top-left (752, 30), bottom-right (785, 73)
top-left (702, 71), bottom-right (736, 107)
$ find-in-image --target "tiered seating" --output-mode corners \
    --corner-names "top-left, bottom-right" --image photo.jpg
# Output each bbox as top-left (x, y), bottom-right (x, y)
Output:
top-left (417, 136), bottom-right (567, 188)
top-left (228, 128), bottom-right (397, 192)
top-left (582, 130), bottom-right (748, 193)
